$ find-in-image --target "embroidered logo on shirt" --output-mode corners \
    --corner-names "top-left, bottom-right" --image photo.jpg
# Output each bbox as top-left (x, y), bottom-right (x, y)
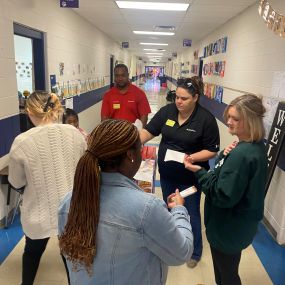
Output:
top-left (166, 119), bottom-right (175, 127)
top-left (215, 158), bottom-right (224, 169)
top-left (186, 128), bottom-right (196, 132)
top-left (113, 103), bottom-right (120, 109)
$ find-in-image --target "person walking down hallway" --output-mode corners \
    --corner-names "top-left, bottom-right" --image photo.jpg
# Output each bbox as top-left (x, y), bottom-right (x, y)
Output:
top-left (184, 94), bottom-right (267, 285)
top-left (59, 119), bottom-right (194, 285)
top-left (8, 91), bottom-right (87, 285)
top-left (101, 64), bottom-right (151, 127)
top-left (140, 76), bottom-right (220, 268)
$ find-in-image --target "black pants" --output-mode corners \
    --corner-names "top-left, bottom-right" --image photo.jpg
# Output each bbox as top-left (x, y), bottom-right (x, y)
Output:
top-left (210, 246), bottom-right (242, 285)
top-left (22, 236), bottom-right (70, 285)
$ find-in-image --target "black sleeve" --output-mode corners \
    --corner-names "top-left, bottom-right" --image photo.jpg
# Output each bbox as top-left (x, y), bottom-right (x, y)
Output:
top-left (144, 106), bottom-right (166, 136)
top-left (202, 113), bottom-right (220, 152)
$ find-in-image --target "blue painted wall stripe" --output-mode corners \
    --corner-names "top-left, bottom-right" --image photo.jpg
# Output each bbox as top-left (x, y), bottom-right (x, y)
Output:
top-left (68, 85), bottom-right (109, 114)
top-left (0, 115), bottom-right (21, 157)
top-left (0, 86), bottom-right (110, 158)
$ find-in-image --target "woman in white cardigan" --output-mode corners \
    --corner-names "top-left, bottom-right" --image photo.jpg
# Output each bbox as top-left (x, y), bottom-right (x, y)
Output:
top-left (8, 91), bottom-right (87, 285)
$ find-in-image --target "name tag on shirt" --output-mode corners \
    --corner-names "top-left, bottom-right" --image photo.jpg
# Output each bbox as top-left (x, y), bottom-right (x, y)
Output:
top-left (166, 119), bottom-right (175, 127)
top-left (113, 103), bottom-right (120, 109)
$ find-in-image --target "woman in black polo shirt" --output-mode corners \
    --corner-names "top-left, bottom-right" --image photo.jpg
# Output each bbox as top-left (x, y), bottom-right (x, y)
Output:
top-left (140, 76), bottom-right (220, 268)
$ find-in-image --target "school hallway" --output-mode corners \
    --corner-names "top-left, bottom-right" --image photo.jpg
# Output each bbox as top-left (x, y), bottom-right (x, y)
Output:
top-left (0, 79), bottom-right (283, 285)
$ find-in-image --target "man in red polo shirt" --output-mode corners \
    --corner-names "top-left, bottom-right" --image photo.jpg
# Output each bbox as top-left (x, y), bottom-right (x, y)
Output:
top-left (101, 64), bottom-right (151, 127)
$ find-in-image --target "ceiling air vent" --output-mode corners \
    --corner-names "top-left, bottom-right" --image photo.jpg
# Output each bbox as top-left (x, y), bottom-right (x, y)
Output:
top-left (154, 25), bottom-right (176, 32)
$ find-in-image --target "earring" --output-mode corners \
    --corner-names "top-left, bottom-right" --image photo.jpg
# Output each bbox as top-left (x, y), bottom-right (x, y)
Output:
top-left (131, 159), bottom-right (134, 163)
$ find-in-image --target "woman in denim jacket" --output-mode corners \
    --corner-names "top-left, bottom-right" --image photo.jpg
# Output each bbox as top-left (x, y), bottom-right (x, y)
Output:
top-left (59, 119), bottom-right (194, 285)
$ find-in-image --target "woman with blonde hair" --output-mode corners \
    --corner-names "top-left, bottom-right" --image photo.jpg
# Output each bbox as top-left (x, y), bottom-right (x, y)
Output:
top-left (184, 94), bottom-right (267, 285)
top-left (59, 119), bottom-right (194, 285)
top-left (9, 91), bottom-right (86, 285)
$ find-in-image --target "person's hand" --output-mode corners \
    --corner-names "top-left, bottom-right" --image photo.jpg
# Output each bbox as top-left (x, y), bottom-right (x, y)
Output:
top-left (223, 141), bottom-right (238, 156)
top-left (167, 189), bottom-right (184, 209)
top-left (184, 155), bottom-right (202, 172)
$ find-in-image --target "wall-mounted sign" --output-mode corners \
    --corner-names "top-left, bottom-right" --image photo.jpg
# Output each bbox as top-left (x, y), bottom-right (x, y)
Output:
top-left (60, 0), bottom-right (79, 8)
top-left (122, 42), bottom-right (129, 48)
top-left (50, 74), bottom-right (56, 86)
top-left (265, 102), bottom-right (285, 195)
top-left (183, 39), bottom-right (192, 47)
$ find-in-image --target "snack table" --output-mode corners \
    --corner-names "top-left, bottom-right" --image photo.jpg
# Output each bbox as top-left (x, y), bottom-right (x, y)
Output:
top-left (0, 155), bottom-right (10, 228)
top-left (134, 146), bottom-right (157, 193)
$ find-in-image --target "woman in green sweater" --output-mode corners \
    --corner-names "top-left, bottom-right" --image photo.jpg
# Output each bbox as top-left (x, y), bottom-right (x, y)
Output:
top-left (184, 94), bottom-right (267, 285)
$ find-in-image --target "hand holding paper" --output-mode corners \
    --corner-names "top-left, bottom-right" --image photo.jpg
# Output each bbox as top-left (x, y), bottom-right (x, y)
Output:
top-left (164, 149), bottom-right (185, 163)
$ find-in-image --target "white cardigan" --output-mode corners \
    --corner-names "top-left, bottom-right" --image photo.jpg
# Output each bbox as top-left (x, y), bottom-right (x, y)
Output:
top-left (8, 124), bottom-right (87, 239)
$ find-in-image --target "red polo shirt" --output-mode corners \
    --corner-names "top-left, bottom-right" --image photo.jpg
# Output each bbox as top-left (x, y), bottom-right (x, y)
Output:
top-left (101, 84), bottom-right (151, 123)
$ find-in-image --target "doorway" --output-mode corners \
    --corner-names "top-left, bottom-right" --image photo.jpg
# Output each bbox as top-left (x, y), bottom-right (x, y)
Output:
top-left (13, 23), bottom-right (46, 132)
top-left (110, 55), bottom-right (114, 88)
top-left (199, 58), bottom-right (203, 78)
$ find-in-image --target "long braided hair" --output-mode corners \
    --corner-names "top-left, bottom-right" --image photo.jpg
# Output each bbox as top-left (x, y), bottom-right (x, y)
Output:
top-left (59, 119), bottom-right (139, 272)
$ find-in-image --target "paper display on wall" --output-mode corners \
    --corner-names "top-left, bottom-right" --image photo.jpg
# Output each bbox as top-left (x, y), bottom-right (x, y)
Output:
top-left (263, 71), bottom-right (285, 138)
top-left (65, 98), bottom-right (73, 109)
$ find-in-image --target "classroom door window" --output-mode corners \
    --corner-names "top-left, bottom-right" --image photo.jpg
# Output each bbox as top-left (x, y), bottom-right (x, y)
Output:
top-left (14, 35), bottom-right (34, 97)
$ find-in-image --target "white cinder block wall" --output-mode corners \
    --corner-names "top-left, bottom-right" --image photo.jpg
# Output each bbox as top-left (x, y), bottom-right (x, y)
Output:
top-left (167, 0), bottom-right (285, 244)
top-left (0, 0), bottom-right (138, 220)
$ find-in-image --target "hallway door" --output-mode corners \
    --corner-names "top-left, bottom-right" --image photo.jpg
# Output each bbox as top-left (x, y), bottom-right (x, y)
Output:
top-left (13, 23), bottom-right (46, 132)
top-left (110, 55), bottom-right (114, 88)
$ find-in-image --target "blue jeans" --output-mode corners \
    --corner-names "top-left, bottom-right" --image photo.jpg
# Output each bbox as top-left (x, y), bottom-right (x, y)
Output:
top-left (160, 177), bottom-right (202, 261)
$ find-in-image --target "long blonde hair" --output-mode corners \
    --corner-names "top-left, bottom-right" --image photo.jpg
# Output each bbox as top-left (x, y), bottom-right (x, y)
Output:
top-left (59, 119), bottom-right (139, 272)
top-left (25, 91), bottom-right (63, 123)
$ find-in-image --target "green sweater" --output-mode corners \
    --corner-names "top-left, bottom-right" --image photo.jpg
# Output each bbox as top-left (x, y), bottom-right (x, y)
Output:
top-left (195, 141), bottom-right (267, 254)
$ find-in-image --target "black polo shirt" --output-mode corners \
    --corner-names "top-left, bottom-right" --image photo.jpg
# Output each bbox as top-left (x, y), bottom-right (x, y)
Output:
top-left (145, 103), bottom-right (220, 185)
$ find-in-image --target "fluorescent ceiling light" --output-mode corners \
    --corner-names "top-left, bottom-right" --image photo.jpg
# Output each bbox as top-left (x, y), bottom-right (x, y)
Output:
top-left (134, 31), bottom-right (174, 36)
top-left (140, 42), bottom-right (168, 46)
top-left (146, 52), bottom-right (163, 55)
top-left (116, 1), bottom-right (189, 11)
top-left (144, 49), bottom-right (166, 51)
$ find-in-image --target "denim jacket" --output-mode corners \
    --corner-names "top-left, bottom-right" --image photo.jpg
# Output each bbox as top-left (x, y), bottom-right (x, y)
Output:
top-left (58, 172), bottom-right (193, 285)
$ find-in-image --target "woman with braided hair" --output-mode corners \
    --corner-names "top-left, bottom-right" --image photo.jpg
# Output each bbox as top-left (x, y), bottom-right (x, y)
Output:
top-left (9, 91), bottom-right (87, 285)
top-left (58, 119), bottom-right (194, 285)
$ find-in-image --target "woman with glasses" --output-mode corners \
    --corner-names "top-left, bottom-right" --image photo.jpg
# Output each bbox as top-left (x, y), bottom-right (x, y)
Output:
top-left (140, 76), bottom-right (220, 268)
top-left (8, 91), bottom-right (87, 285)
